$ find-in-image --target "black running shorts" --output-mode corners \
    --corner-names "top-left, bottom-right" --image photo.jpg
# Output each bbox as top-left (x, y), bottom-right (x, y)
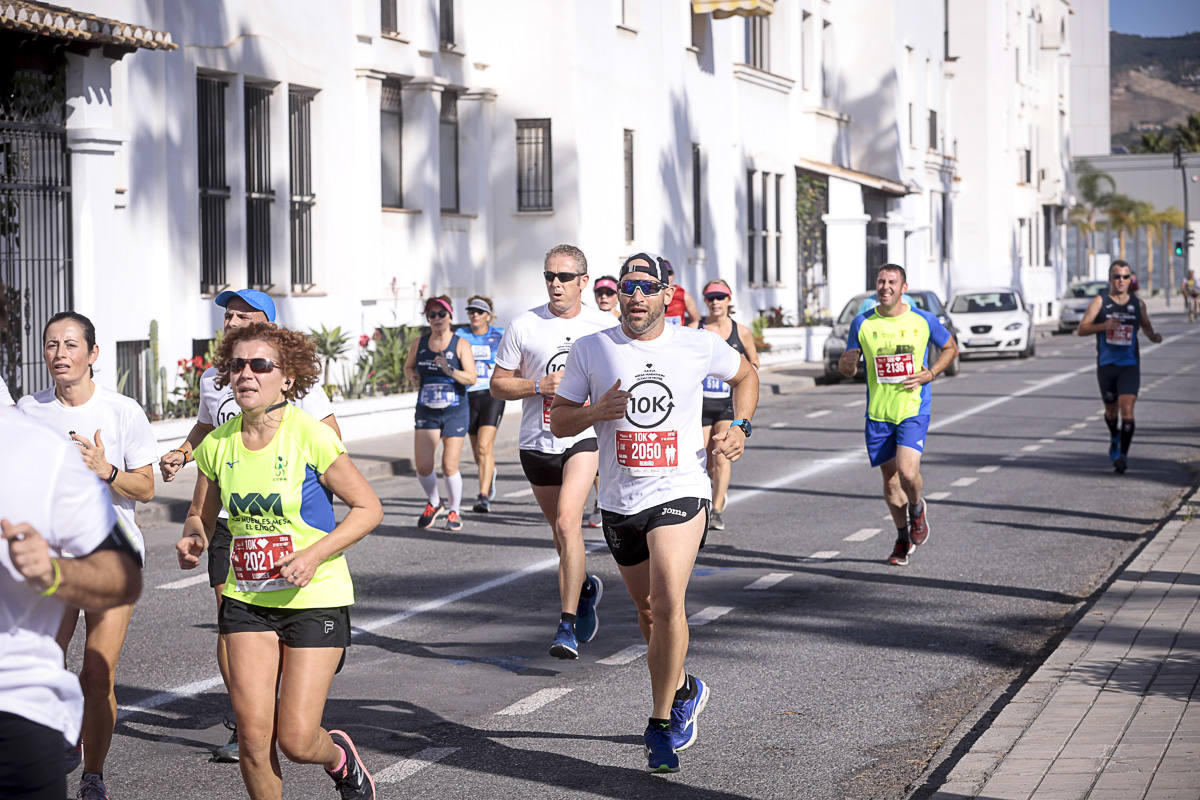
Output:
top-left (218, 596), bottom-right (352, 649)
top-left (207, 517), bottom-right (232, 588)
top-left (0, 712), bottom-right (65, 800)
top-left (1097, 363), bottom-right (1139, 405)
top-left (601, 497), bottom-right (710, 567)
top-left (468, 390), bottom-right (506, 435)
top-left (700, 396), bottom-right (735, 428)
top-left (519, 438), bottom-right (598, 487)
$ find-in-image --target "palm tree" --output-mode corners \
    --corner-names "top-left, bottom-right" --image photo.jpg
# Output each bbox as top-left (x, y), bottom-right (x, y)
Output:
top-left (309, 325), bottom-right (351, 392)
top-left (1103, 194), bottom-right (1148, 262)
top-left (1137, 205), bottom-right (1184, 293)
top-left (1134, 129), bottom-right (1173, 154)
top-left (1069, 160), bottom-right (1117, 275)
top-left (1175, 112), bottom-right (1200, 152)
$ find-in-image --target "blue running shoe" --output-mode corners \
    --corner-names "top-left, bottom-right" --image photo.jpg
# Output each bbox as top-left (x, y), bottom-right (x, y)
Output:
top-left (549, 621), bottom-right (579, 659)
top-left (644, 723), bottom-right (680, 773)
top-left (670, 675), bottom-right (710, 752)
top-left (1109, 434), bottom-right (1121, 463)
top-left (574, 575), bottom-right (603, 643)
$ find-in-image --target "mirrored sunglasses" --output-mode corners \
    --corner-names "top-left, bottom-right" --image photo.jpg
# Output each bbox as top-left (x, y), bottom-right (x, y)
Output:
top-left (619, 279), bottom-right (665, 296)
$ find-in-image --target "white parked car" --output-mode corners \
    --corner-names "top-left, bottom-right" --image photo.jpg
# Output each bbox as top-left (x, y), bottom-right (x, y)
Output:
top-left (1057, 280), bottom-right (1108, 333)
top-left (947, 288), bottom-right (1035, 358)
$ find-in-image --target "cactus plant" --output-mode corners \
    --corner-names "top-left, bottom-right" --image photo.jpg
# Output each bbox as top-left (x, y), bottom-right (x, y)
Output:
top-left (148, 320), bottom-right (160, 417)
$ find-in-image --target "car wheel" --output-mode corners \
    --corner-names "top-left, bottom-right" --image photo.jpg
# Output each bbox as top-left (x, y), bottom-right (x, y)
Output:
top-left (824, 366), bottom-right (842, 383)
top-left (1019, 333), bottom-right (1034, 359)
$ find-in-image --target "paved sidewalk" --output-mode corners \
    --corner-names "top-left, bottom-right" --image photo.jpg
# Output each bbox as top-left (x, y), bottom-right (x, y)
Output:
top-left (917, 487), bottom-right (1200, 800)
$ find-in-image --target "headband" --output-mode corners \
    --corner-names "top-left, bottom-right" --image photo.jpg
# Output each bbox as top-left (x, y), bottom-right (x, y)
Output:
top-left (425, 297), bottom-right (453, 314)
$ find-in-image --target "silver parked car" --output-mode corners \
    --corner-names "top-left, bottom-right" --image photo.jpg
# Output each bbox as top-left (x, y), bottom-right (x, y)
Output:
top-left (1057, 280), bottom-right (1108, 333)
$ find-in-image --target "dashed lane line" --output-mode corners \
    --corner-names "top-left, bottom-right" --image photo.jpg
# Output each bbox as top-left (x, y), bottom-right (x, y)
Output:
top-left (1022, 444), bottom-right (1042, 452)
top-left (496, 688), bottom-right (573, 716)
top-left (843, 399), bottom-right (866, 408)
top-left (806, 551), bottom-right (839, 561)
top-left (1054, 429), bottom-right (1075, 436)
top-left (769, 421), bottom-right (788, 428)
top-left (951, 477), bottom-right (978, 488)
top-left (1071, 422), bottom-right (1088, 429)
top-left (744, 572), bottom-right (793, 590)
top-left (597, 644), bottom-right (648, 665)
top-left (1037, 438), bottom-right (1057, 444)
top-left (925, 491), bottom-right (952, 501)
top-left (806, 409), bottom-right (831, 418)
top-left (689, 606), bottom-right (733, 626)
top-left (375, 748), bottom-right (458, 785)
top-left (977, 465), bottom-right (1001, 474)
top-left (843, 528), bottom-right (882, 542)
top-left (502, 487), bottom-right (534, 498)
top-left (157, 573), bottom-right (209, 590)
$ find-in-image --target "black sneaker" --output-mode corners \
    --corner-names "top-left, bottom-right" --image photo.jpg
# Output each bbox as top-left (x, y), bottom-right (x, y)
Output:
top-left (1114, 456), bottom-right (1127, 474)
top-left (211, 717), bottom-right (239, 762)
top-left (417, 501), bottom-right (444, 529)
top-left (472, 493), bottom-right (490, 513)
top-left (327, 730), bottom-right (375, 800)
top-left (888, 539), bottom-right (914, 566)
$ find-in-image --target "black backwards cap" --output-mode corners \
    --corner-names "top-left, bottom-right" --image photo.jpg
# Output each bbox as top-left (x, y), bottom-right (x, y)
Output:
top-left (619, 252), bottom-right (670, 281)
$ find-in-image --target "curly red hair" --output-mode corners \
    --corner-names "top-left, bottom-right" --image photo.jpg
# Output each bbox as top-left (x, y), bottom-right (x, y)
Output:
top-left (213, 323), bottom-right (321, 401)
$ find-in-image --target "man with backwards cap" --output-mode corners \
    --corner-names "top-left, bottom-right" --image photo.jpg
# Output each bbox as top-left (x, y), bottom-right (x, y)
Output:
top-left (157, 288), bottom-right (340, 762)
top-left (551, 252), bottom-right (758, 773)
top-left (490, 244), bottom-right (617, 659)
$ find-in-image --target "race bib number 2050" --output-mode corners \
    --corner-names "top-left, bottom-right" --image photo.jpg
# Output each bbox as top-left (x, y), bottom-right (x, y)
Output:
top-left (616, 430), bottom-right (679, 476)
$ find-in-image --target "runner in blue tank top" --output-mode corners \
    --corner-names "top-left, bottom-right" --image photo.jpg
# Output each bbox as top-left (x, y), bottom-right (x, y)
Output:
top-left (404, 296), bottom-right (476, 529)
top-left (1076, 260), bottom-right (1162, 474)
top-left (460, 295), bottom-right (506, 511)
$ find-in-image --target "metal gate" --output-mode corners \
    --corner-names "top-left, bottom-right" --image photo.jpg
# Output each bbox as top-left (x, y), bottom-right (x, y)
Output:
top-left (0, 63), bottom-right (72, 398)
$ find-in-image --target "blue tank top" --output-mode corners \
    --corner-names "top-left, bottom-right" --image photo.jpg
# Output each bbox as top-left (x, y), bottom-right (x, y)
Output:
top-left (416, 332), bottom-right (466, 409)
top-left (459, 325), bottom-right (504, 392)
top-left (1094, 294), bottom-right (1141, 367)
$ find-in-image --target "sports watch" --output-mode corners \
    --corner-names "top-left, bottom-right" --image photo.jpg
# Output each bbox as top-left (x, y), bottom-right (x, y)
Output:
top-left (730, 418), bottom-right (752, 438)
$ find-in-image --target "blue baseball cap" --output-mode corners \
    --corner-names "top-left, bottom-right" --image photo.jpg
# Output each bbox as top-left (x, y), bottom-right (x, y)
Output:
top-left (215, 289), bottom-right (276, 322)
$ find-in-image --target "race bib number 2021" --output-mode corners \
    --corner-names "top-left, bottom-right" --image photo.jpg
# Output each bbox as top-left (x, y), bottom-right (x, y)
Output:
top-left (231, 534), bottom-right (295, 593)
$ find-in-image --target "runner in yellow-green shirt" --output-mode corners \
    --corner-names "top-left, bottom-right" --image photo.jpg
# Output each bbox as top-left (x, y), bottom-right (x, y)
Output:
top-left (839, 264), bottom-right (958, 567)
top-left (175, 323), bottom-right (382, 800)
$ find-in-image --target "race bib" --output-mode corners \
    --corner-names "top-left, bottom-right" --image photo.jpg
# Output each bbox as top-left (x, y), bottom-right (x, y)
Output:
top-left (665, 315), bottom-right (684, 326)
top-left (616, 430), bottom-right (679, 476)
top-left (874, 353), bottom-right (915, 384)
top-left (419, 383), bottom-right (459, 409)
top-left (541, 396), bottom-right (554, 430)
top-left (703, 375), bottom-right (730, 396)
top-left (1106, 324), bottom-right (1133, 347)
top-left (231, 534), bottom-right (294, 593)
top-left (475, 361), bottom-right (493, 380)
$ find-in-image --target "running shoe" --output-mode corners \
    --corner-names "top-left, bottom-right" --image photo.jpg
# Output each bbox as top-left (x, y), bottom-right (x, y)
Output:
top-left (548, 620), bottom-right (579, 659)
top-left (1108, 434), bottom-right (1121, 463)
top-left (1114, 455), bottom-right (1127, 474)
top-left (417, 501), bottom-right (444, 529)
top-left (888, 539), bottom-right (914, 566)
top-left (65, 741), bottom-right (82, 774)
top-left (670, 675), bottom-right (710, 752)
top-left (708, 508), bottom-right (725, 531)
top-left (327, 730), bottom-right (376, 800)
top-left (585, 501), bottom-right (602, 528)
top-left (575, 575), bottom-right (603, 643)
top-left (908, 502), bottom-right (930, 547)
top-left (78, 772), bottom-right (108, 800)
top-left (472, 493), bottom-right (490, 513)
top-left (211, 717), bottom-right (239, 762)
top-left (644, 722), bottom-right (680, 773)
top-left (445, 511), bottom-right (463, 531)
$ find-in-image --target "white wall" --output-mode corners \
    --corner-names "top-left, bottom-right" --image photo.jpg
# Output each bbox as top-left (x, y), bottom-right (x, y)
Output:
top-left (1068, 0), bottom-right (1111, 158)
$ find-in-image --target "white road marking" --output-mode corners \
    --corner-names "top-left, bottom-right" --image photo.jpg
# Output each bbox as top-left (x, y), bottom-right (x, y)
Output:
top-left (843, 398), bottom-right (866, 407)
top-left (925, 491), bottom-right (952, 500)
top-left (597, 644), bottom-right (648, 665)
top-left (806, 409), bottom-right (831, 418)
top-left (744, 572), bottom-right (793, 590)
top-left (1000, 455), bottom-right (1021, 461)
top-left (1071, 422), bottom-right (1088, 429)
top-left (689, 606), bottom-right (733, 626)
top-left (1037, 438), bottom-right (1057, 444)
top-left (950, 477), bottom-right (978, 487)
top-left (806, 550), bottom-right (839, 561)
top-left (375, 748), bottom-right (458, 784)
top-left (1021, 444), bottom-right (1042, 452)
top-left (1054, 429), bottom-right (1075, 437)
top-left (976, 465), bottom-right (1001, 474)
top-left (496, 688), bottom-right (573, 716)
top-left (156, 573), bottom-right (209, 590)
top-left (843, 528), bottom-right (882, 542)
top-left (769, 421), bottom-right (788, 428)
top-left (503, 487), bottom-right (534, 498)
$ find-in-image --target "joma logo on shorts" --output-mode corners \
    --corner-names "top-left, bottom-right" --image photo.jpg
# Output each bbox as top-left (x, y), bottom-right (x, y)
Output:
top-left (228, 492), bottom-right (283, 517)
top-left (659, 507), bottom-right (687, 517)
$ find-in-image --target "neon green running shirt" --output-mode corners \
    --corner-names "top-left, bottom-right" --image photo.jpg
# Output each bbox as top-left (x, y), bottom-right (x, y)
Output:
top-left (846, 306), bottom-right (951, 425)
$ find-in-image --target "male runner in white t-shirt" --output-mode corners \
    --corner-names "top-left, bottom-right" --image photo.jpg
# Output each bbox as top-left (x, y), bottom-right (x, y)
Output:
top-left (491, 244), bottom-right (618, 659)
top-left (156, 289), bottom-right (339, 762)
top-left (551, 252), bottom-right (758, 773)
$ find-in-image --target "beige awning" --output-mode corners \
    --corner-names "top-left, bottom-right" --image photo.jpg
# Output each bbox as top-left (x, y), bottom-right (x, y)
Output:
top-left (0, 1), bottom-right (177, 52)
top-left (692, 0), bottom-right (774, 19)
top-left (795, 157), bottom-right (910, 196)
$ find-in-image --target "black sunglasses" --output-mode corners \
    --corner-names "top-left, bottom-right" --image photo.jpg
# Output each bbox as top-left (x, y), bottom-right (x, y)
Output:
top-left (544, 270), bottom-right (583, 283)
top-left (1111, 274), bottom-right (1132, 280)
top-left (426, 310), bottom-right (450, 319)
top-left (619, 279), bottom-right (665, 296)
top-left (466, 308), bottom-right (488, 315)
top-left (227, 357), bottom-right (278, 374)
top-left (704, 292), bottom-right (730, 302)
top-left (594, 289), bottom-right (617, 297)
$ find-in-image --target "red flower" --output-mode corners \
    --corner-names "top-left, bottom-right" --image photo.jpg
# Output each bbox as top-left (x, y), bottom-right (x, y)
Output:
top-left (359, 334), bottom-right (370, 348)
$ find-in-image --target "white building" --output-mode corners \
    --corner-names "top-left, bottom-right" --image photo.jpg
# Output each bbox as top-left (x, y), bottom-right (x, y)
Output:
top-left (1068, 0), bottom-right (1110, 158)
top-left (948, 0), bottom-right (1073, 321)
top-left (1, 0), bottom-right (1070, 406)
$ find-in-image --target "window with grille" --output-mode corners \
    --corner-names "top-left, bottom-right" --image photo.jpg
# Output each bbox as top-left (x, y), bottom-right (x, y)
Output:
top-left (1018, 148), bottom-right (1031, 184)
top-left (381, 80), bottom-right (403, 208)
top-left (691, 143), bottom-right (702, 248)
top-left (244, 85), bottom-right (273, 289)
top-left (516, 119), bottom-right (552, 212)
top-left (439, 0), bottom-right (455, 45)
top-left (116, 339), bottom-right (150, 411)
top-left (197, 75), bottom-right (228, 294)
top-left (288, 89), bottom-right (315, 289)
top-left (774, 173), bottom-right (782, 284)
top-left (928, 109), bottom-right (938, 151)
top-left (439, 90), bottom-right (459, 212)
top-left (800, 12), bottom-right (811, 89)
top-left (623, 130), bottom-right (635, 242)
top-left (821, 20), bottom-right (833, 97)
top-left (746, 169), bottom-right (756, 284)
top-left (381, 0), bottom-right (398, 34)
top-left (745, 16), bottom-right (769, 71)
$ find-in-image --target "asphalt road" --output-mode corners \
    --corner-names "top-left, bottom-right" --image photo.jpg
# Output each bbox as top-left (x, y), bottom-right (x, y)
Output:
top-left (74, 312), bottom-right (1200, 800)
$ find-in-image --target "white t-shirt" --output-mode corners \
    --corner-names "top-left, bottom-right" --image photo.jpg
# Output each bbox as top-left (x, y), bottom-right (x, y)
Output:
top-left (18, 386), bottom-right (156, 552)
top-left (494, 304), bottom-right (618, 454)
top-left (0, 376), bottom-right (12, 406)
top-left (0, 408), bottom-right (119, 743)
top-left (197, 366), bottom-right (334, 427)
top-left (556, 324), bottom-right (742, 514)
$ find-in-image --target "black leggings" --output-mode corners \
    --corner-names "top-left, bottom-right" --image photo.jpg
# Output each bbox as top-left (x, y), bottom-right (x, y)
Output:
top-left (0, 712), bottom-right (65, 800)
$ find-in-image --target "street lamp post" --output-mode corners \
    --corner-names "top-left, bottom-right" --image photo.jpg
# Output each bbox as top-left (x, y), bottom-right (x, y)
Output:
top-left (1174, 145), bottom-right (1191, 308)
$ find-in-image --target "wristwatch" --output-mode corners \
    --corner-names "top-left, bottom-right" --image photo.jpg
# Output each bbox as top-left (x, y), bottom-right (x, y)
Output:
top-left (730, 418), bottom-right (753, 438)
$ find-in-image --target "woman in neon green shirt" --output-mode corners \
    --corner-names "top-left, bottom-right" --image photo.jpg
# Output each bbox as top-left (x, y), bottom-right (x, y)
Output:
top-left (175, 323), bottom-right (382, 800)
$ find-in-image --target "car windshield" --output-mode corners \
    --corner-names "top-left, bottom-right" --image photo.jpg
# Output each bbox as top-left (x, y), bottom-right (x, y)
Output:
top-left (1067, 282), bottom-right (1106, 298)
top-left (838, 292), bottom-right (937, 324)
top-left (950, 292), bottom-right (1018, 313)
top-left (837, 296), bottom-right (869, 324)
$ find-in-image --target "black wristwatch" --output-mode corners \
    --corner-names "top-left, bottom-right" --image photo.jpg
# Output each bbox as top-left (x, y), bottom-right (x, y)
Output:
top-left (730, 418), bottom-right (752, 438)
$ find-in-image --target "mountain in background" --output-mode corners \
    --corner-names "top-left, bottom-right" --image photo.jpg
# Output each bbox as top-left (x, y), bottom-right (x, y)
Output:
top-left (1110, 31), bottom-right (1200, 151)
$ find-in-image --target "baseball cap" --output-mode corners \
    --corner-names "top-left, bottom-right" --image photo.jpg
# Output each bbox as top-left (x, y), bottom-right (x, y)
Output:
top-left (465, 297), bottom-right (492, 314)
top-left (215, 289), bottom-right (276, 322)
top-left (619, 252), bottom-right (670, 281)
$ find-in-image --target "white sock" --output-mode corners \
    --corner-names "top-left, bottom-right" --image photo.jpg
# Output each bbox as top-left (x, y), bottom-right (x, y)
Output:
top-left (417, 472), bottom-right (440, 505)
top-left (444, 471), bottom-right (462, 513)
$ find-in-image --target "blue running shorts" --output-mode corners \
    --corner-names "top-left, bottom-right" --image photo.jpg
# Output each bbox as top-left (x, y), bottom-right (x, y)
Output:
top-left (864, 414), bottom-right (930, 467)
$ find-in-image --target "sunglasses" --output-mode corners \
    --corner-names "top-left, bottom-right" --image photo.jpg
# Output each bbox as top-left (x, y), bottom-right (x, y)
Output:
top-left (466, 308), bottom-right (488, 316)
top-left (1111, 274), bottom-right (1132, 280)
top-left (594, 289), bottom-right (617, 297)
top-left (704, 292), bottom-right (730, 302)
top-left (619, 279), bottom-right (665, 296)
top-left (426, 310), bottom-right (450, 319)
top-left (227, 357), bottom-right (278, 374)
top-left (544, 270), bottom-right (583, 283)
